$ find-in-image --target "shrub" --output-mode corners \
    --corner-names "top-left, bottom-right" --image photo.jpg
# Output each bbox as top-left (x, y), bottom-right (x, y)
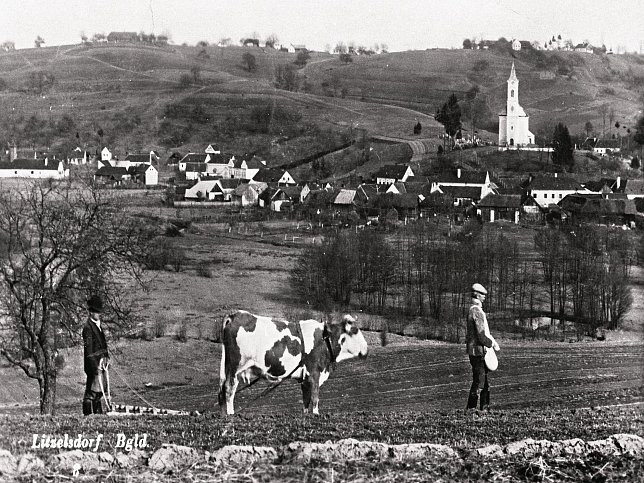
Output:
top-left (196, 265), bottom-right (212, 278)
top-left (169, 248), bottom-right (187, 272)
top-left (153, 318), bottom-right (167, 338)
top-left (175, 321), bottom-right (188, 342)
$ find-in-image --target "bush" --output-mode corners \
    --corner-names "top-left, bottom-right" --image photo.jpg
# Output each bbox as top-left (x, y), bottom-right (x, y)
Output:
top-left (175, 321), bottom-right (188, 342)
top-left (153, 319), bottom-right (167, 338)
top-left (196, 265), bottom-right (212, 278)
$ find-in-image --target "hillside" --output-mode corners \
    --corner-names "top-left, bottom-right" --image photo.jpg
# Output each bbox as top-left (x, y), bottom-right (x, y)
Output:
top-left (0, 42), bottom-right (642, 164)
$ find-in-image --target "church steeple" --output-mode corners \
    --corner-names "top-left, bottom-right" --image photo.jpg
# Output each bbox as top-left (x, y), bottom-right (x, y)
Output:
top-left (507, 62), bottom-right (519, 115)
top-left (508, 62), bottom-right (517, 81)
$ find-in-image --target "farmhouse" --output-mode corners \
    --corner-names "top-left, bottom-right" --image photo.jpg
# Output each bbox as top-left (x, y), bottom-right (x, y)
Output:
top-left (184, 180), bottom-right (219, 201)
top-left (94, 166), bottom-right (131, 186)
top-left (179, 153), bottom-right (210, 172)
top-left (205, 153), bottom-right (232, 177)
top-left (477, 193), bottom-right (541, 224)
top-left (593, 139), bottom-right (621, 156)
top-left (524, 174), bottom-right (585, 207)
top-left (498, 63), bottom-right (535, 148)
top-left (0, 158), bottom-right (69, 179)
top-left (559, 194), bottom-right (638, 225)
top-left (252, 168), bottom-right (296, 185)
top-left (271, 185), bottom-right (303, 211)
top-left (129, 163), bottom-right (158, 186)
top-left (374, 164), bottom-right (414, 185)
top-left (232, 182), bottom-right (268, 207)
top-left (228, 156), bottom-right (265, 180)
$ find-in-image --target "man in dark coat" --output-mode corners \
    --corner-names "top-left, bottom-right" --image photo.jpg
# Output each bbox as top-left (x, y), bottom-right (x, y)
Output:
top-left (465, 283), bottom-right (500, 411)
top-left (82, 295), bottom-right (109, 415)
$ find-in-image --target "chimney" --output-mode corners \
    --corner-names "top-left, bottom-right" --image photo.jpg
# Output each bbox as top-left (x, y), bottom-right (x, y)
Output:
top-left (44, 157), bottom-right (48, 166)
top-left (457, 168), bottom-right (461, 179)
top-left (11, 143), bottom-right (17, 162)
top-left (554, 172), bottom-right (558, 178)
top-left (616, 176), bottom-right (621, 189)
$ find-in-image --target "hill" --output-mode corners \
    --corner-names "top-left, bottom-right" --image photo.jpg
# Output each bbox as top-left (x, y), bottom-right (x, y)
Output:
top-left (0, 42), bottom-right (642, 166)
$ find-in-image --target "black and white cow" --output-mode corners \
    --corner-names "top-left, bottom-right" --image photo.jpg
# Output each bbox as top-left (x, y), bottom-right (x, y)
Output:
top-left (218, 310), bottom-right (368, 415)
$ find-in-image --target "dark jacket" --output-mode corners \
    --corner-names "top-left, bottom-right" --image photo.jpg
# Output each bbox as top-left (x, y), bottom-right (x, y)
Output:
top-left (82, 319), bottom-right (108, 376)
top-left (466, 298), bottom-right (494, 356)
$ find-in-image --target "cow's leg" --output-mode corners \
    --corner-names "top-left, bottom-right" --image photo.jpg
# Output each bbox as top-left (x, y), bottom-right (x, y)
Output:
top-left (224, 376), bottom-right (239, 415)
top-left (309, 373), bottom-right (321, 415)
top-left (301, 377), bottom-right (312, 413)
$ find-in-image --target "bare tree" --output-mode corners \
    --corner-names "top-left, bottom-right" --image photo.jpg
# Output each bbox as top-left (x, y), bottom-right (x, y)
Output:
top-left (1, 41), bottom-right (16, 52)
top-left (265, 34), bottom-right (279, 49)
top-left (0, 182), bottom-right (153, 414)
top-left (34, 36), bottom-right (45, 48)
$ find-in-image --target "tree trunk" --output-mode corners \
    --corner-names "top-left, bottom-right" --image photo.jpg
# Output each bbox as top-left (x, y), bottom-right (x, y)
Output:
top-left (39, 370), bottom-right (57, 415)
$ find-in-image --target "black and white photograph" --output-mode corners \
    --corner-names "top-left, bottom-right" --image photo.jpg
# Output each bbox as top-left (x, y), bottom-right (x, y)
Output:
top-left (0, 0), bottom-right (643, 480)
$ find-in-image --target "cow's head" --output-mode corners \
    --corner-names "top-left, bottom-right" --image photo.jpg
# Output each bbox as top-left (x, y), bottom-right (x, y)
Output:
top-left (326, 315), bottom-right (368, 363)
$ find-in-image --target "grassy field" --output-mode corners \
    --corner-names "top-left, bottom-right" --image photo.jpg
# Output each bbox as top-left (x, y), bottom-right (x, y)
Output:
top-left (1, 43), bottom-right (642, 160)
top-left (0, 216), bottom-right (642, 480)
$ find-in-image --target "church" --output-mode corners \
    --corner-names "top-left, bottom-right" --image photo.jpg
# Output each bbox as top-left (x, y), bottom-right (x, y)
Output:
top-left (498, 63), bottom-right (534, 148)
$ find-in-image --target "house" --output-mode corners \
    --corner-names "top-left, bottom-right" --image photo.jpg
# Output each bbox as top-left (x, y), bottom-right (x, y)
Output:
top-left (166, 152), bottom-right (183, 166)
top-left (0, 158), bottom-right (69, 179)
top-left (205, 153), bottom-right (232, 177)
top-left (271, 185), bottom-right (303, 211)
top-left (574, 43), bottom-right (593, 53)
top-left (184, 163), bottom-right (207, 180)
top-left (280, 44), bottom-right (296, 53)
top-left (184, 180), bottom-right (219, 201)
top-left (124, 152), bottom-right (158, 166)
top-left (332, 189), bottom-right (358, 213)
top-left (433, 168), bottom-right (496, 202)
top-left (593, 139), bottom-right (621, 156)
top-left (68, 147), bottom-right (89, 165)
top-left (107, 32), bottom-right (138, 43)
top-left (179, 153), bottom-right (210, 172)
top-left (389, 193), bottom-right (420, 220)
top-left (439, 185), bottom-right (485, 206)
top-left (129, 163), bottom-right (158, 186)
top-left (232, 182), bottom-right (268, 207)
top-left (477, 193), bottom-right (541, 224)
top-left (94, 166), bottom-right (130, 186)
top-left (524, 174), bottom-right (585, 207)
top-left (228, 156), bottom-right (265, 180)
top-left (213, 178), bottom-right (245, 201)
top-left (374, 164), bottom-right (414, 184)
top-left (252, 168), bottom-right (296, 185)
top-left (559, 194), bottom-right (638, 225)
top-left (100, 147), bottom-right (113, 163)
top-left (292, 44), bottom-right (307, 52)
top-left (205, 144), bottom-right (221, 154)
top-left (511, 39), bottom-right (522, 51)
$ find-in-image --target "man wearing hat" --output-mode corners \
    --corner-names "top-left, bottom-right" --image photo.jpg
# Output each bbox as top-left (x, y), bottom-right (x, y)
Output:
top-left (465, 283), bottom-right (500, 410)
top-left (82, 295), bottom-right (109, 415)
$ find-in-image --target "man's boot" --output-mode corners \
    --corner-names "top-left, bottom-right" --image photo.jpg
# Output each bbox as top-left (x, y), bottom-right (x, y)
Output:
top-left (92, 398), bottom-right (103, 414)
top-left (466, 391), bottom-right (479, 410)
top-left (480, 388), bottom-right (490, 411)
top-left (82, 399), bottom-right (93, 416)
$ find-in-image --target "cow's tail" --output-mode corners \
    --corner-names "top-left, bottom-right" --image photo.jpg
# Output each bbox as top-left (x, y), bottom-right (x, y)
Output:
top-left (218, 313), bottom-right (233, 406)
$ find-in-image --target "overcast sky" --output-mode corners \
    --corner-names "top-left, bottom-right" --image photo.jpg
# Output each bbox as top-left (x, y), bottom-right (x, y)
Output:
top-left (2, 0), bottom-right (642, 53)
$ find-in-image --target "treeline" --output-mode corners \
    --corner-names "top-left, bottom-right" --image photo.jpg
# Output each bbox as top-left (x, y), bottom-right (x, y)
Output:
top-left (290, 223), bottom-right (635, 337)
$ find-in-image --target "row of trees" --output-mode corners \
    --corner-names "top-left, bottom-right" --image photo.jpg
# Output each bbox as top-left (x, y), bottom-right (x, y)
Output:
top-left (291, 223), bottom-right (635, 336)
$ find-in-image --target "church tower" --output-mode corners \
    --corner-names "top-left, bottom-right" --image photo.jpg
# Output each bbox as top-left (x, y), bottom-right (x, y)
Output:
top-left (498, 62), bottom-right (534, 148)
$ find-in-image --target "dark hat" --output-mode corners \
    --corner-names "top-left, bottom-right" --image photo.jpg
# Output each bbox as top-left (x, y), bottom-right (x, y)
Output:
top-left (87, 295), bottom-right (104, 313)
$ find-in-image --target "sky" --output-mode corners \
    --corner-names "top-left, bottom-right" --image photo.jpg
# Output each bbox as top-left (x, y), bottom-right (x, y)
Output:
top-left (2, 0), bottom-right (643, 53)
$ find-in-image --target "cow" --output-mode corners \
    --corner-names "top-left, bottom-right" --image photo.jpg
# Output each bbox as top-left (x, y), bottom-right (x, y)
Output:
top-left (218, 310), bottom-right (368, 415)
